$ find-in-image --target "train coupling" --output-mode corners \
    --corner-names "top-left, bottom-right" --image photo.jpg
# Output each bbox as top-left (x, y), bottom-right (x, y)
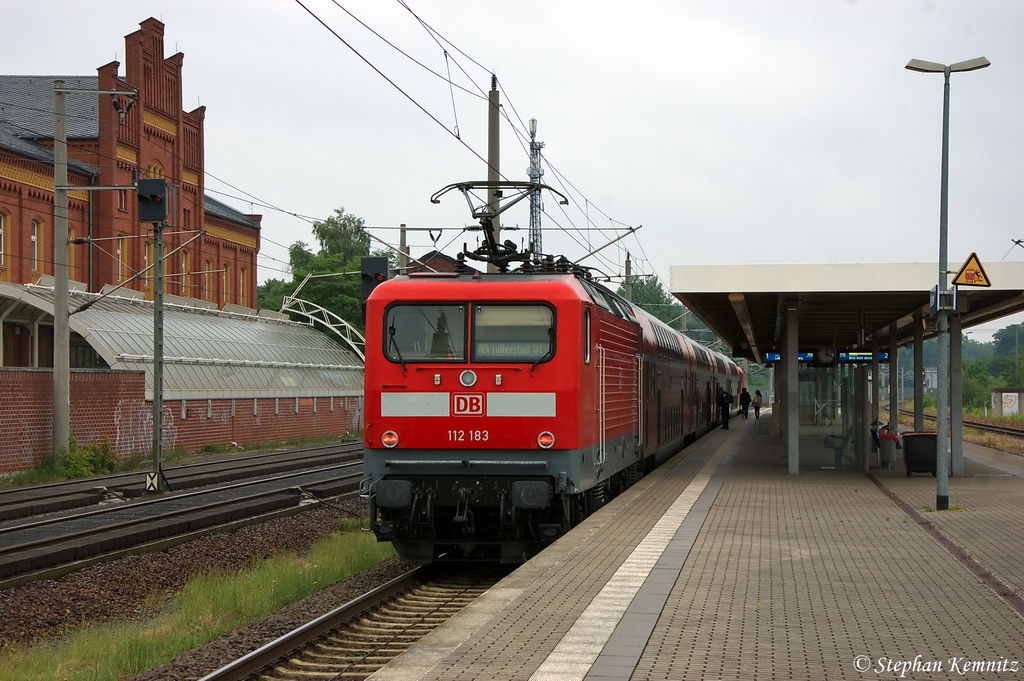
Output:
top-left (452, 486), bottom-right (476, 534)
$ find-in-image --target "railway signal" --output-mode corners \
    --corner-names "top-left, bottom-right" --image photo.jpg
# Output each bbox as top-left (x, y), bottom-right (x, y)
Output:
top-left (361, 256), bottom-right (390, 326)
top-left (137, 178), bottom-right (167, 222)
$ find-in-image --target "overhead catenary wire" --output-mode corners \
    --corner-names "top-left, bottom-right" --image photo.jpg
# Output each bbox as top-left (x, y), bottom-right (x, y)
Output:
top-left (292, 1), bottom-right (650, 279)
top-left (292, 0), bottom-right (494, 176)
top-left (3, 5), bottom-right (657, 287)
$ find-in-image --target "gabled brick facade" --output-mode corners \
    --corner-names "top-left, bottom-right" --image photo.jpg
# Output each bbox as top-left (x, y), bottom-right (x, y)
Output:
top-left (0, 17), bottom-right (260, 308)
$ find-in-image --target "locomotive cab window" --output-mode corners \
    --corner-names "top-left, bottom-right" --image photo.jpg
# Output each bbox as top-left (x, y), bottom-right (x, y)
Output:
top-left (472, 304), bottom-right (555, 364)
top-left (384, 304), bottom-right (466, 362)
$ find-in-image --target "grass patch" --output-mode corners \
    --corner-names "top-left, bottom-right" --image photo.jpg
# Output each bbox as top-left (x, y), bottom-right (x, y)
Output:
top-left (0, 434), bottom-right (361, 490)
top-left (0, 520), bottom-right (395, 681)
top-left (0, 440), bottom-right (145, 489)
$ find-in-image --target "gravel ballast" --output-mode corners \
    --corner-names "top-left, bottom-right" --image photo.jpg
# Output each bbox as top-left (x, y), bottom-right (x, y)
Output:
top-left (0, 501), bottom-right (413, 679)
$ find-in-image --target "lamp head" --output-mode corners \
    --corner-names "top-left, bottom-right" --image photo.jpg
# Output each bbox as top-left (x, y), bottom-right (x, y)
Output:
top-left (950, 56), bottom-right (990, 72)
top-left (906, 58), bottom-right (945, 73)
top-left (906, 57), bottom-right (990, 74)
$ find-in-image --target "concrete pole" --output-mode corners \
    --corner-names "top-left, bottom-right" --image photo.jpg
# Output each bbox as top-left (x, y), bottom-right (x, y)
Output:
top-left (399, 224), bottom-right (408, 272)
top-left (152, 222), bottom-right (167, 490)
top-left (486, 75), bottom-right (500, 274)
top-left (52, 81), bottom-right (70, 462)
top-left (914, 314), bottom-right (924, 431)
top-left (779, 313), bottom-right (788, 445)
top-left (872, 333), bottom-right (880, 442)
top-left (889, 322), bottom-right (899, 430)
top-left (860, 364), bottom-right (871, 472)
top-left (624, 254), bottom-right (632, 302)
top-left (785, 301), bottom-right (800, 474)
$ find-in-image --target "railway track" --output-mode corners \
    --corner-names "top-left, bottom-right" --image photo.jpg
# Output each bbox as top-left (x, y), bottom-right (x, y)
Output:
top-left (0, 441), bottom-right (362, 523)
top-left (0, 461), bottom-right (364, 588)
top-left (200, 564), bottom-right (509, 681)
top-left (887, 406), bottom-right (1024, 438)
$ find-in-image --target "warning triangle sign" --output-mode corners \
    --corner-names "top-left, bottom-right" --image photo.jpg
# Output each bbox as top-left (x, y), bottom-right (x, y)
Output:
top-left (952, 252), bottom-right (991, 287)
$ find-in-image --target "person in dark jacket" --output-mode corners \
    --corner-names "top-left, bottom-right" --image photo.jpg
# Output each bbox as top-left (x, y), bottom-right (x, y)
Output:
top-left (718, 388), bottom-right (733, 429)
top-left (739, 388), bottom-right (752, 419)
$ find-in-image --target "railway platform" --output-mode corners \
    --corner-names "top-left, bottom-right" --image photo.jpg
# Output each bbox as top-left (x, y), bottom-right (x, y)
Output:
top-left (370, 411), bottom-right (1024, 680)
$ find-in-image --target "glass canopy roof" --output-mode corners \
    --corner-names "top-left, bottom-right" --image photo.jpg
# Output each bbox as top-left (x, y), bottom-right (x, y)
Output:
top-left (0, 283), bottom-right (364, 400)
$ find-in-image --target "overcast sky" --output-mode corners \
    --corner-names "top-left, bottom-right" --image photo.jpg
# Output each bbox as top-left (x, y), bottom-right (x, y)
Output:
top-left (4, 1), bottom-right (1023, 340)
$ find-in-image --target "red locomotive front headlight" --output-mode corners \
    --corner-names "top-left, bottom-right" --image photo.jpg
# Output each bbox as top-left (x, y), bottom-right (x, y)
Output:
top-left (537, 431), bottom-right (555, 449)
top-left (381, 431), bottom-right (399, 448)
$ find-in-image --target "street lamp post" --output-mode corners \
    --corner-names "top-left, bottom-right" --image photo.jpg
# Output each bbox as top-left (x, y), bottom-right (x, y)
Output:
top-left (906, 56), bottom-right (990, 511)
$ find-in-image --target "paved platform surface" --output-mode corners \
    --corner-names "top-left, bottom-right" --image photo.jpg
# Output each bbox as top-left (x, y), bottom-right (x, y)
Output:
top-left (370, 413), bottom-right (1024, 680)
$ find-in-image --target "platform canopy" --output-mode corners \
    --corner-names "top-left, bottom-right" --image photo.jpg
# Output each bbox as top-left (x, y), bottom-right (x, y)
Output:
top-left (0, 283), bottom-right (364, 400)
top-left (669, 261), bottom-right (1024, 364)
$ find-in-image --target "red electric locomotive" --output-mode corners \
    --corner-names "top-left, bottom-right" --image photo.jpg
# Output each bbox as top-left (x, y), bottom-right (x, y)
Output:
top-left (361, 182), bottom-right (744, 563)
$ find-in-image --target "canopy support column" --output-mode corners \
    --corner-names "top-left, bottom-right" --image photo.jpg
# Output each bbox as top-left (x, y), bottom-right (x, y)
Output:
top-left (784, 300), bottom-right (800, 474)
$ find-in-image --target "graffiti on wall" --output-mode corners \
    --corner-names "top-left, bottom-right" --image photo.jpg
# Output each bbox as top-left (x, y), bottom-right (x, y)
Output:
top-left (1003, 392), bottom-right (1019, 417)
top-left (114, 401), bottom-right (178, 456)
top-left (348, 396), bottom-right (364, 432)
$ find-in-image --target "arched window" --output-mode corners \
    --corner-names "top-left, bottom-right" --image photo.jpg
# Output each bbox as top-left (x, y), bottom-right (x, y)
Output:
top-left (222, 261), bottom-right (231, 305)
top-left (0, 210), bottom-right (8, 281)
top-left (181, 248), bottom-right (191, 297)
top-left (239, 266), bottom-right (247, 307)
top-left (117, 233), bottom-right (128, 282)
top-left (205, 258), bottom-right (214, 302)
top-left (31, 219), bottom-right (43, 272)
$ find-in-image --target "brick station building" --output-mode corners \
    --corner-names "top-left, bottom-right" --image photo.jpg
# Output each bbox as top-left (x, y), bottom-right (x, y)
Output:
top-left (0, 19), bottom-right (364, 471)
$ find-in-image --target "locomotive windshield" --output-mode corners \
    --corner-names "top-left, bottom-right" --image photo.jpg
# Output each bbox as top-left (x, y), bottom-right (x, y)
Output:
top-left (472, 304), bottom-right (554, 364)
top-left (384, 304), bottom-right (466, 362)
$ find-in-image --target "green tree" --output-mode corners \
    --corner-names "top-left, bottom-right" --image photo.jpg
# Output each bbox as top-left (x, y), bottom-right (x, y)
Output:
top-left (257, 207), bottom-right (383, 331)
top-left (616, 276), bottom-right (683, 329)
top-left (993, 324), bottom-right (1024, 387)
top-left (962, 358), bottom-right (995, 409)
top-left (615, 275), bottom-right (715, 342)
top-left (311, 208), bottom-right (370, 260)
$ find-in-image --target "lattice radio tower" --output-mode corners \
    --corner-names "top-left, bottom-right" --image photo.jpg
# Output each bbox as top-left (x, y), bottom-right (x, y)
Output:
top-left (528, 118), bottom-right (545, 254)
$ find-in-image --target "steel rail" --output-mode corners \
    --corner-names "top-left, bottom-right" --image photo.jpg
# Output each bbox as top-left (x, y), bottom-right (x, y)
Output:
top-left (197, 568), bottom-right (423, 681)
top-left (0, 462), bottom-right (362, 552)
top-left (0, 441), bottom-right (360, 505)
top-left (888, 406), bottom-right (1024, 438)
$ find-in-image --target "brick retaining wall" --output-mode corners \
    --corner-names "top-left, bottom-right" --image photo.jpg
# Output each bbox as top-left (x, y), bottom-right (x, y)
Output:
top-left (0, 368), bottom-right (363, 472)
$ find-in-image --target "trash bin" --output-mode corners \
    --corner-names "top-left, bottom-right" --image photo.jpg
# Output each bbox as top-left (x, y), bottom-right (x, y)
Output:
top-left (878, 426), bottom-right (899, 469)
top-left (901, 432), bottom-right (937, 477)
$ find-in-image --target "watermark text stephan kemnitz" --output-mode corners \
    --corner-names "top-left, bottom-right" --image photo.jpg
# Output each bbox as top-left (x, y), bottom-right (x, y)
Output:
top-left (853, 654), bottom-right (1019, 677)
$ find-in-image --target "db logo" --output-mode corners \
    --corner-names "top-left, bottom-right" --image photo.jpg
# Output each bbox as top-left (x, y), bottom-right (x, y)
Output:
top-left (453, 393), bottom-right (484, 415)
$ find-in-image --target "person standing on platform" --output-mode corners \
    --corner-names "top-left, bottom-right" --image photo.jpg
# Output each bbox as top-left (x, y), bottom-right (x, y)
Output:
top-left (739, 388), bottom-right (752, 419)
top-left (752, 390), bottom-right (763, 419)
top-left (718, 387), bottom-right (733, 429)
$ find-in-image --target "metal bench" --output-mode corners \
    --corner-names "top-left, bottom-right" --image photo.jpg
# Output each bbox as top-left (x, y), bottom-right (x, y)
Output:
top-left (823, 429), bottom-right (853, 468)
